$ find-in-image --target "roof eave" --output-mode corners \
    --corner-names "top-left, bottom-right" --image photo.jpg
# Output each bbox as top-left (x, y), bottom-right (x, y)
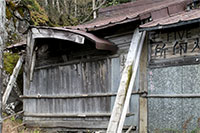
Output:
top-left (11, 26), bottom-right (118, 53)
top-left (139, 18), bottom-right (200, 32)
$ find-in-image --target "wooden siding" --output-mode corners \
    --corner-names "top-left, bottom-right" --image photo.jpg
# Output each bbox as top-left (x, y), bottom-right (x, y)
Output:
top-left (107, 33), bottom-right (133, 52)
top-left (23, 32), bottom-right (140, 131)
top-left (24, 59), bottom-right (111, 118)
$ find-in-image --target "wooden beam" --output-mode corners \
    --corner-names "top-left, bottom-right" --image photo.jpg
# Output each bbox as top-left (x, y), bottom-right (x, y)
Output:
top-left (125, 126), bottom-right (133, 133)
top-left (146, 94), bottom-right (200, 98)
top-left (107, 28), bottom-right (142, 133)
top-left (24, 113), bottom-right (134, 118)
top-left (2, 55), bottom-right (24, 106)
top-left (25, 120), bottom-right (109, 129)
top-left (3, 111), bottom-right (24, 121)
top-left (24, 120), bottom-right (136, 130)
top-left (139, 97), bottom-right (147, 133)
top-left (30, 50), bottom-right (36, 81)
top-left (35, 54), bottom-right (120, 70)
top-left (139, 35), bottom-right (148, 133)
top-left (117, 31), bottom-right (146, 132)
top-left (20, 91), bottom-right (145, 99)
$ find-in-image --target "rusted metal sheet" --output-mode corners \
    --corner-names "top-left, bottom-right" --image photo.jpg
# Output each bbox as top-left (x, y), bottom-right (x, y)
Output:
top-left (168, 3), bottom-right (186, 15)
top-left (151, 8), bottom-right (169, 20)
top-left (7, 26), bottom-right (118, 52)
top-left (32, 26), bottom-right (118, 52)
top-left (140, 9), bottom-right (200, 31)
top-left (68, 0), bottom-right (192, 31)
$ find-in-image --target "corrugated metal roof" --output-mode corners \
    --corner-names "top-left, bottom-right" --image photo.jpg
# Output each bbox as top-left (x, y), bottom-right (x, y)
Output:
top-left (67, 0), bottom-right (192, 31)
top-left (140, 8), bottom-right (200, 31)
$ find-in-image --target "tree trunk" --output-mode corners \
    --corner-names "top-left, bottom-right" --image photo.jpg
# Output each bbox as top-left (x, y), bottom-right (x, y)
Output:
top-left (45, 0), bottom-right (48, 6)
top-left (93, 0), bottom-right (97, 19)
top-left (0, 0), bottom-right (6, 132)
top-left (75, 0), bottom-right (77, 17)
top-left (56, 0), bottom-right (60, 13)
top-left (52, 0), bottom-right (55, 8)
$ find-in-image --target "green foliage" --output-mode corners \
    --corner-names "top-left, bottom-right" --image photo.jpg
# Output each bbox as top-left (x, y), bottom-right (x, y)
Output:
top-left (191, 128), bottom-right (200, 133)
top-left (10, 116), bottom-right (15, 121)
top-left (20, 0), bottom-right (49, 25)
top-left (33, 129), bottom-right (41, 133)
top-left (4, 52), bottom-right (19, 75)
top-left (6, 7), bottom-right (12, 20)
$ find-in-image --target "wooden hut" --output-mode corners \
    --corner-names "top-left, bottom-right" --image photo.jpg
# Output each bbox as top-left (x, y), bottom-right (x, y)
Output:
top-left (7, 0), bottom-right (200, 132)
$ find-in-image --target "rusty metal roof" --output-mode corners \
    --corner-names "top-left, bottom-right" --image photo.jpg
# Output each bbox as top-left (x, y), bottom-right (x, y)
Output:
top-left (67, 0), bottom-right (193, 31)
top-left (34, 26), bottom-right (118, 52)
top-left (140, 8), bottom-right (200, 31)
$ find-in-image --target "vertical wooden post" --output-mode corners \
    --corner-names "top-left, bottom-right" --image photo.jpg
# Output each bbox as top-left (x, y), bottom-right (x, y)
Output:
top-left (30, 51), bottom-right (36, 81)
top-left (139, 37), bottom-right (148, 133)
top-left (139, 97), bottom-right (147, 133)
top-left (0, 0), bottom-right (6, 132)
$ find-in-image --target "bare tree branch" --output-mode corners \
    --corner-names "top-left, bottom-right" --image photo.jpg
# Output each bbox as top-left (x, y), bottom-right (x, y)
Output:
top-left (80, 0), bottom-right (106, 24)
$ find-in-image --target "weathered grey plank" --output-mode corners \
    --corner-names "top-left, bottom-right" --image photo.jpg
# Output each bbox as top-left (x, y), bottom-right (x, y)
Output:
top-left (25, 120), bottom-right (109, 129)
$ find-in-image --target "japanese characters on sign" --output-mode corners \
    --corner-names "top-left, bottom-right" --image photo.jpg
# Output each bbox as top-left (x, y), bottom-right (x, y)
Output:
top-left (150, 27), bottom-right (200, 61)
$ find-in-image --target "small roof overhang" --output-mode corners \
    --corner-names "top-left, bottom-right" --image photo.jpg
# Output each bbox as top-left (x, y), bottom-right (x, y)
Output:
top-left (7, 26), bottom-right (118, 52)
top-left (31, 26), bottom-right (118, 52)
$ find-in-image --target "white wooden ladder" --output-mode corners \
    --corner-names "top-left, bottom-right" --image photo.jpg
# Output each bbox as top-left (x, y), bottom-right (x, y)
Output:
top-left (107, 28), bottom-right (146, 133)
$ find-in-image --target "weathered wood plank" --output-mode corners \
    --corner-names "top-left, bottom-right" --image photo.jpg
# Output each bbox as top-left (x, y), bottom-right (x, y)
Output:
top-left (25, 120), bottom-right (108, 129)
top-left (111, 58), bottom-right (121, 111)
top-left (30, 50), bottom-right (36, 81)
top-left (2, 55), bottom-right (24, 106)
top-left (117, 31), bottom-right (146, 132)
top-left (107, 28), bottom-right (142, 133)
top-left (20, 92), bottom-right (143, 99)
top-left (24, 113), bottom-right (134, 118)
top-left (3, 111), bottom-right (24, 121)
top-left (125, 126), bottom-right (133, 133)
top-left (139, 35), bottom-right (148, 133)
top-left (24, 120), bottom-right (136, 130)
top-left (139, 97), bottom-right (147, 133)
top-left (34, 54), bottom-right (119, 70)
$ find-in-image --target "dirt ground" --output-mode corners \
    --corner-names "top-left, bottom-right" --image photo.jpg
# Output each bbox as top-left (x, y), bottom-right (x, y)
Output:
top-left (2, 118), bottom-right (44, 133)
